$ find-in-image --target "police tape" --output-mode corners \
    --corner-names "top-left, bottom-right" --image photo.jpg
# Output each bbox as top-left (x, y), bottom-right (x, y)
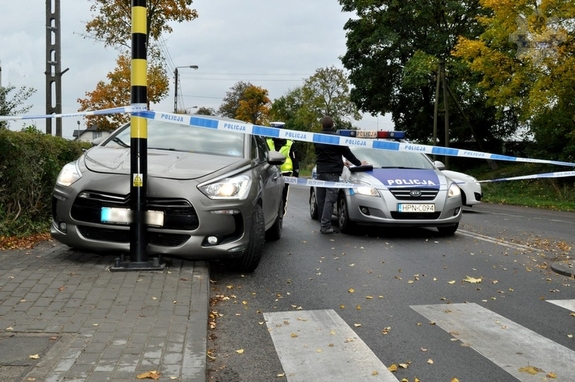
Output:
top-left (478, 170), bottom-right (575, 183)
top-left (284, 176), bottom-right (364, 189)
top-left (0, 105), bottom-right (147, 121)
top-left (4, 106), bottom-right (575, 170)
top-left (136, 110), bottom-right (575, 168)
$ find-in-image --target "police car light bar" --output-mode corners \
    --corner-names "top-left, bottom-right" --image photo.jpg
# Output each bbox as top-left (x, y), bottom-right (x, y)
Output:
top-left (337, 129), bottom-right (405, 140)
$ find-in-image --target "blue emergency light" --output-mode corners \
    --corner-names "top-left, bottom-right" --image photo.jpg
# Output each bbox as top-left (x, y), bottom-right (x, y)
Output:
top-left (336, 129), bottom-right (405, 140)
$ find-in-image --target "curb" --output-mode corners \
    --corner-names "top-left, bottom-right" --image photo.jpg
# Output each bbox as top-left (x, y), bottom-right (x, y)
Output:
top-left (551, 259), bottom-right (575, 278)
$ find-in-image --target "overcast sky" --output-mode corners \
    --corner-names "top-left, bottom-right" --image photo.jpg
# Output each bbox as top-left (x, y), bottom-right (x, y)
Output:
top-left (1, 0), bottom-right (392, 139)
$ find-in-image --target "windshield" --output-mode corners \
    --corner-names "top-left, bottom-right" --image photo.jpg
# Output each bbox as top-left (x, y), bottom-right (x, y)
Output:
top-left (351, 147), bottom-right (435, 169)
top-left (103, 119), bottom-right (245, 157)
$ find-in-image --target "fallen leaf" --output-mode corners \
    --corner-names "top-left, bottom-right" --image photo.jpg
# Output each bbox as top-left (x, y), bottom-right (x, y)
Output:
top-left (236, 349), bottom-right (244, 354)
top-left (427, 359), bottom-right (434, 364)
top-left (463, 276), bottom-right (482, 284)
top-left (388, 364), bottom-right (398, 372)
top-left (291, 333), bottom-right (298, 338)
top-left (348, 288), bottom-right (355, 293)
top-left (518, 366), bottom-right (543, 375)
top-left (29, 354), bottom-right (40, 360)
top-left (136, 370), bottom-right (161, 380)
top-left (448, 280), bottom-right (456, 284)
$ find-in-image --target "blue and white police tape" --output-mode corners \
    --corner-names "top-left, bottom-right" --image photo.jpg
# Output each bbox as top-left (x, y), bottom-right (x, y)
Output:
top-left (283, 176), bottom-right (364, 189)
top-left (478, 170), bottom-right (575, 183)
top-left (0, 105), bottom-right (147, 121)
top-left (5, 106), bottom-right (575, 169)
top-left (136, 110), bottom-right (575, 168)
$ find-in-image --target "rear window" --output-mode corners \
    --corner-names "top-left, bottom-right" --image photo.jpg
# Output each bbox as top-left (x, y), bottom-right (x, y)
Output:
top-left (103, 120), bottom-right (245, 157)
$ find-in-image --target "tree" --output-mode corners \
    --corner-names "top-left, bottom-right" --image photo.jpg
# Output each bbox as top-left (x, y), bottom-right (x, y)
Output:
top-left (81, 0), bottom-right (197, 129)
top-left (301, 66), bottom-right (360, 129)
top-left (270, 66), bottom-right (360, 166)
top-left (85, 0), bottom-right (198, 48)
top-left (77, 52), bottom-right (169, 131)
top-left (218, 81), bottom-right (252, 119)
top-left (0, 85), bottom-right (36, 130)
top-left (453, 0), bottom-right (575, 161)
top-left (235, 85), bottom-right (271, 124)
top-left (193, 107), bottom-right (216, 116)
top-left (339, 0), bottom-right (510, 150)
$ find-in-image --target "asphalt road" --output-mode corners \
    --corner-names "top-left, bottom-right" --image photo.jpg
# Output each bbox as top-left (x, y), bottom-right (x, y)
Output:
top-left (206, 186), bottom-right (575, 382)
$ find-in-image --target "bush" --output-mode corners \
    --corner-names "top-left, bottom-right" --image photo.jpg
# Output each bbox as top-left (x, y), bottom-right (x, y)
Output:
top-left (0, 128), bottom-right (89, 237)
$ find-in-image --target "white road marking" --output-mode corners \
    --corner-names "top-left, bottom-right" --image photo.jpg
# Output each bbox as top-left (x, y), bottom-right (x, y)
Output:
top-left (411, 303), bottom-right (575, 381)
top-left (458, 229), bottom-right (534, 252)
top-left (264, 309), bottom-right (398, 382)
top-left (547, 299), bottom-right (575, 312)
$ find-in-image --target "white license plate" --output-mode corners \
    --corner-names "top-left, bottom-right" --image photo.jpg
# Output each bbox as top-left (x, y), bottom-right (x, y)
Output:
top-left (398, 204), bottom-right (435, 213)
top-left (101, 207), bottom-right (164, 226)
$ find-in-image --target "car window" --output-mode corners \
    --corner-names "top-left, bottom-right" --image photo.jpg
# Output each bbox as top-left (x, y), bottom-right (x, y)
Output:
top-left (353, 147), bottom-right (435, 169)
top-left (252, 135), bottom-right (269, 163)
top-left (104, 120), bottom-right (245, 157)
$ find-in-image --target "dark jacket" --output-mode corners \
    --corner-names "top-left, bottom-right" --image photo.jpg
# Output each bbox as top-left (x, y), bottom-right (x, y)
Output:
top-left (314, 128), bottom-right (361, 174)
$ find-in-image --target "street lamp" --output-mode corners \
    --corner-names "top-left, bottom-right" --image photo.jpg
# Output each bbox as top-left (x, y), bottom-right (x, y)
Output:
top-left (174, 65), bottom-right (199, 113)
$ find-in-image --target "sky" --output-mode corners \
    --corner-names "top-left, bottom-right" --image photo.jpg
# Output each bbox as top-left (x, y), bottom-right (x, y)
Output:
top-left (0, 0), bottom-right (393, 139)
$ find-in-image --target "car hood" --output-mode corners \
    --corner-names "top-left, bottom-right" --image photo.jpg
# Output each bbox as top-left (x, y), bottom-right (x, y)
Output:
top-left (352, 168), bottom-right (443, 189)
top-left (84, 147), bottom-right (245, 180)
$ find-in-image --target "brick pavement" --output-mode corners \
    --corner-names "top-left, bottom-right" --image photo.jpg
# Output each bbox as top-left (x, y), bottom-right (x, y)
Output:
top-left (0, 240), bottom-right (209, 382)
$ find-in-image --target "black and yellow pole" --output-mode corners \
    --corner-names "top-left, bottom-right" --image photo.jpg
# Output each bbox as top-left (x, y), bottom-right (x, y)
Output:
top-left (112, 0), bottom-right (163, 271)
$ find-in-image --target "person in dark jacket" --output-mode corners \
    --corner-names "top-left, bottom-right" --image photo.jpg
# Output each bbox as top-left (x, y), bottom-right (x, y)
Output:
top-left (314, 116), bottom-right (366, 234)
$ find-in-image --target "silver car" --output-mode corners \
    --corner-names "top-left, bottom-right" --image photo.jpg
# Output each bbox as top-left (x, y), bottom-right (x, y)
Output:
top-left (439, 167), bottom-right (483, 207)
top-left (309, 147), bottom-right (463, 235)
top-left (51, 117), bottom-right (286, 272)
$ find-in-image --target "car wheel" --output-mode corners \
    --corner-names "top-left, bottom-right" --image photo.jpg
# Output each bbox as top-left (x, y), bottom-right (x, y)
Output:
top-left (265, 197), bottom-right (283, 241)
top-left (309, 188), bottom-right (318, 220)
top-left (228, 204), bottom-right (265, 273)
top-left (337, 193), bottom-right (354, 233)
top-left (437, 223), bottom-right (459, 236)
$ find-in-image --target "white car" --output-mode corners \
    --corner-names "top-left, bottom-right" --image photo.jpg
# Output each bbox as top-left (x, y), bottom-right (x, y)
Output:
top-left (435, 163), bottom-right (482, 207)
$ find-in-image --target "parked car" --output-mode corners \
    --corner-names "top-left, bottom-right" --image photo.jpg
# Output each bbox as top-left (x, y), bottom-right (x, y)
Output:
top-left (309, 147), bottom-right (463, 235)
top-left (51, 117), bottom-right (286, 272)
top-left (435, 164), bottom-right (482, 207)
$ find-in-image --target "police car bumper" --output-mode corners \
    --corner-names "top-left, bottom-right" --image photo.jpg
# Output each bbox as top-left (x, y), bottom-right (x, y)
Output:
top-left (344, 189), bottom-right (462, 227)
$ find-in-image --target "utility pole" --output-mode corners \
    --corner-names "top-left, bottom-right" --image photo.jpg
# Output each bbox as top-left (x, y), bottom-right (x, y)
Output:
top-left (45, 0), bottom-right (68, 136)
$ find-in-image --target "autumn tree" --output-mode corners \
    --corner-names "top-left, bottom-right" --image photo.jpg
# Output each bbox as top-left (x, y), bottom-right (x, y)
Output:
top-left (453, 0), bottom-right (575, 161)
top-left (218, 82), bottom-right (252, 119)
top-left (80, 0), bottom-right (198, 129)
top-left (235, 85), bottom-right (271, 125)
top-left (0, 85), bottom-right (36, 130)
top-left (77, 53), bottom-right (169, 131)
top-left (193, 107), bottom-right (215, 116)
top-left (339, 0), bottom-right (512, 152)
top-left (85, 0), bottom-right (198, 48)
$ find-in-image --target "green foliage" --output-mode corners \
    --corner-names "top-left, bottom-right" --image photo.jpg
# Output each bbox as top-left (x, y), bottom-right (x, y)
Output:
top-left (0, 129), bottom-right (89, 237)
top-left (339, 0), bottom-right (510, 148)
top-left (0, 85), bottom-right (37, 130)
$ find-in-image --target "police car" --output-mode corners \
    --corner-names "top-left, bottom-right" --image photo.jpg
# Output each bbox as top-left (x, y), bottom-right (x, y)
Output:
top-left (309, 130), bottom-right (463, 235)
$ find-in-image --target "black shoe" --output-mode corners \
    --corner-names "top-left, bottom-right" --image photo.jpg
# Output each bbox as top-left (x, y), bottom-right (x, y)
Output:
top-left (320, 227), bottom-right (335, 234)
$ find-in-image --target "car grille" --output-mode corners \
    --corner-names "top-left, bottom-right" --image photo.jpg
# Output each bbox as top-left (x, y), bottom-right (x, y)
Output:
top-left (390, 212), bottom-right (442, 220)
top-left (389, 188), bottom-right (438, 201)
top-left (77, 226), bottom-right (190, 246)
top-left (71, 191), bottom-right (199, 230)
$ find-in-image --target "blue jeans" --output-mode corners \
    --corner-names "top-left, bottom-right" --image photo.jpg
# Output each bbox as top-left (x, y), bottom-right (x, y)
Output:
top-left (316, 173), bottom-right (340, 230)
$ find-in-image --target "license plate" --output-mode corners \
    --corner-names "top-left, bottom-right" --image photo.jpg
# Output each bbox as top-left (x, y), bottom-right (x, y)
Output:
top-left (398, 204), bottom-right (435, 213)
top-left (101, 207), bottom-right (164, 226)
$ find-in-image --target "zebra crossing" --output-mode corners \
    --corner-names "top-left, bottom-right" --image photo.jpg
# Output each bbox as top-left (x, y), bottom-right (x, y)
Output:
top-left (264, 300), bottom-right (575, 382)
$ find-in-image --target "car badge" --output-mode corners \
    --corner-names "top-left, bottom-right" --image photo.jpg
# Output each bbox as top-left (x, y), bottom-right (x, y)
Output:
top-left (410, 190), bottom-right (422, 197)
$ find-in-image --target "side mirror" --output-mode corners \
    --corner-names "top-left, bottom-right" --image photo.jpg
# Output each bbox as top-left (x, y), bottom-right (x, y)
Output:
top-left (434, 161), bottom-right (446, 170)
top-left (268, 150), bottom-right (287, 165)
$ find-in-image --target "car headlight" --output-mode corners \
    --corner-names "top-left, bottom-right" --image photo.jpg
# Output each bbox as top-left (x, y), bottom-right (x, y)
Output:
top-left (448, 183), bottom-right (461, 198)
top-left (199, 175), bottom-right (252, 200)
top-left (354, 185), bottom-right (380, 197)
top-left (56, 162), bottom-right (82, 187)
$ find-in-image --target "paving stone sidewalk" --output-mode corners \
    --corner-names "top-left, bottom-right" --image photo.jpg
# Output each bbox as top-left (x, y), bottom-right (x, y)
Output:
top-left (0, 240), bottom-right (209, 382)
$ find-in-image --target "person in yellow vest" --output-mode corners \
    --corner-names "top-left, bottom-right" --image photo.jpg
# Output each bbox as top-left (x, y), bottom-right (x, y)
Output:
top-left (267, 122), bottom-right (299, 215)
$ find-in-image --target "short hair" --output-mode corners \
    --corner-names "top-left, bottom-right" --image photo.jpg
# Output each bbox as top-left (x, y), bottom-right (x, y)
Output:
top-left (320, 116), bottom-right (334, 130)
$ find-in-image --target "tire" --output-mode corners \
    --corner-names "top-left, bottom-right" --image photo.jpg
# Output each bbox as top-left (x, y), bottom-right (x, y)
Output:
top-left (227, 204), bottom-right (265, 273)
top-left (437, 223), bottom-right (459, 236)
top-left (265, 197), bottom-right (283, 241)
top-left (337, 193), bottom-right (354, 233)
top-left (309, 188), bottom-right (319, 220)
